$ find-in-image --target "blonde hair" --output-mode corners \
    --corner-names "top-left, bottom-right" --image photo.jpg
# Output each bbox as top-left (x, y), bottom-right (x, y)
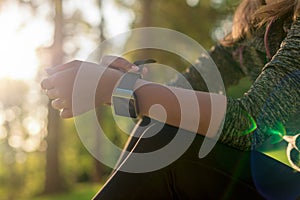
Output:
top-left (222, 0), bottom-right (300, 45)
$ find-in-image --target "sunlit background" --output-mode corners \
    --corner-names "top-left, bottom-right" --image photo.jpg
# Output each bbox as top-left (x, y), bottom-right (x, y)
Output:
top-left (0, 0), bottom-right (236, 199)
top-left (0, 0), bottom-right (132, 80)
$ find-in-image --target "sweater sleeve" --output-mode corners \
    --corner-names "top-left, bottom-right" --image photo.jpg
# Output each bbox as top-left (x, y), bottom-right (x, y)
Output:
top-left (219, 18), bottom-right (300, 150)
top-left (170, 43), bottom-right (245, 91)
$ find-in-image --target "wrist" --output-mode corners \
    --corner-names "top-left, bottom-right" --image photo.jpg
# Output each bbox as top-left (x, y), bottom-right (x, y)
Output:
top-left (112, 70), bottom-right (142, 118)
top-left (96, 67), bottom-right (123, 106)
top-left (108, 59), bottom-right (156, 118)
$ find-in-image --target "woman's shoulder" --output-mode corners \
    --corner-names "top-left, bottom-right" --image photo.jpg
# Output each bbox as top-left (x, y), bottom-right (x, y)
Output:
top-left (286, 16), bottom-right (300, 37)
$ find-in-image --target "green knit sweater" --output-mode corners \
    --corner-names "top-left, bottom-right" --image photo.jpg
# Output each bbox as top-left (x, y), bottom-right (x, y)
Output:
top-left (174, 17), bottom-right (300, 151)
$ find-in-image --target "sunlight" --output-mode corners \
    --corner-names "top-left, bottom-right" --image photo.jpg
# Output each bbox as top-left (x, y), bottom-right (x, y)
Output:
top-left (0, 0), bottom-right (132, 81)
top-left (23, 136), bottom-right (42, 152)
top-left (8, 134), bottom-right (23, 149)
top-left (0, 3), bottom-right (52, 80)
top-left (0, 126), bottom-right (7, 139)
top-left (0, 109), bottom-right (5, 125)
top-left (23, 116), bottom-right (44, 136)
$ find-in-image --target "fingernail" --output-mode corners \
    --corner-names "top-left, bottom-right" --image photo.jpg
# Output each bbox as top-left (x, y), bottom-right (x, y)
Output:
top-left (131, 66), bottom-right (139, 71)
top-left (142, 67), bottom-right (148, 74)
top-left (45, 68), bottom-right (54, 74)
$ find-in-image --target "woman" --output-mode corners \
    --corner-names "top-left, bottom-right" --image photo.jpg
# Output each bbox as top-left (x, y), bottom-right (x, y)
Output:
top-left (41, 0), bottom-right (300, 199)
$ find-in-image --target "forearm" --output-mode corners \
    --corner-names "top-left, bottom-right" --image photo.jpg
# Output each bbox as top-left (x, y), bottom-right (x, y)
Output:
top-left (134, 80), bottom-right (227, 138)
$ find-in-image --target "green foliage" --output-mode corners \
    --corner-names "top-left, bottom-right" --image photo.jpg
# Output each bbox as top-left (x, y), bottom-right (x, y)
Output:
top-left (59, 119), bottom-right (94, 185)
top-left (227, 76), bottom-right (252, 98)
top-left (30, 183), bottom-right (100, 200)
top-left (0, 78), bottom-right (48, 200)
top-left (124, 0), bottom-right (238, 74)
top-left (0, 151), bottom-right (46, 200)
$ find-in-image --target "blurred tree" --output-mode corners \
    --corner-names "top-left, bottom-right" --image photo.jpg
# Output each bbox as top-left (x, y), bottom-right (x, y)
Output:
top-left (0, 79), bottom-right (29, 200)
top-left (0, 0), bottom-right (50, 199)
top-left (39, 0), bottom-right (124, 190)
top-left (39, 0), bottom-right (108, 193)
top-left (0, 79), bottom-right (47, 200)
top-left (93, 0), bottom-right (107, 183)
top-left (120, 0), bottom-right (239, 72)
top-left (42, 0), bottom-right (66, 194)
top-left (0, 0), bottom-right (68, 196)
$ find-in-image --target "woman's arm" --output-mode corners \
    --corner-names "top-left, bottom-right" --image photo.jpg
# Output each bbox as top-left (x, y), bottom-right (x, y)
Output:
top-left (133, 80), bottom-right (227, 138)
top-left (219, 17), bottom-right (300, 150)
top-left (41, 18), bottom-right (300, 151)
top-left (41, 59), bottom-right (226, 138)
top-left (108, 18), bottom-right (300, 150)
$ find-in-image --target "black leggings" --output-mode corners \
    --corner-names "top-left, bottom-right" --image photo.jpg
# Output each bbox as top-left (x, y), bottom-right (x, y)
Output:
top-left (93, 118), bottom-right (300, 200)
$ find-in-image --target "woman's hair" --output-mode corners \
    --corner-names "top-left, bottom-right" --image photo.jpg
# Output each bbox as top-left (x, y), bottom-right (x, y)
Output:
top-left (222, 0), bottom-right (300, 45)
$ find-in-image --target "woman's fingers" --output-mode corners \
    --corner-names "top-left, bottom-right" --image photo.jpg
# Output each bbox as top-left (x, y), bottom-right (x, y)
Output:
top-left (60, 108), bottom-right (73, 118)
top-left (45, 60), bottom-right (83, 75)
top-left (51, 98), bottom-right (67, 110)
top-left (42, 60), bottom-right (112, 119)
top-left (101, 55), bottom-right (134, 72)
top-left (42, 58), bottom-right (152, 119)
top-left (41, 77), bottom-right (55, 90)
top-left (100, 56), bottom-right (154, 78)
top-left (46, 88), bottom-right (60, 99)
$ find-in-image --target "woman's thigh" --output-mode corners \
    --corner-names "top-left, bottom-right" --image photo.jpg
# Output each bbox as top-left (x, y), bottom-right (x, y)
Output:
top-left (93, 118), bottom-right (265, 199)
top-left (169, 160), bottom-right (264, 200)
top-left (93, 167), bottom-right (176, 200)
top-left (93, 159), bottom-right (264, 200)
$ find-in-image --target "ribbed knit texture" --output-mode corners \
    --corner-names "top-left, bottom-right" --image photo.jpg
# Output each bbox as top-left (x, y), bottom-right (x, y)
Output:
top-left (173, 17), bottom-right (300, 150)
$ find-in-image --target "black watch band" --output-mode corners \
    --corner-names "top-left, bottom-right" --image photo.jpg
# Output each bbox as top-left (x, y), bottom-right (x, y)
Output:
top-left (112, 71), bottom-right (141, 118)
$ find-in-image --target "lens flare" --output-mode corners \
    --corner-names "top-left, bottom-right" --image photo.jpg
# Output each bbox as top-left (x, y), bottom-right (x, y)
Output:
top-left (239, 111), bottom-right (257, 136)
top-left (267, 122), bottom-right (286, 144)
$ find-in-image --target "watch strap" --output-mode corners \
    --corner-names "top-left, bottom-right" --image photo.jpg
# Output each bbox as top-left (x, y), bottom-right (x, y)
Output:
top-left (112, 59), bottom-right (156, 118)
top-left (112, 72), bottom-right (141, 118)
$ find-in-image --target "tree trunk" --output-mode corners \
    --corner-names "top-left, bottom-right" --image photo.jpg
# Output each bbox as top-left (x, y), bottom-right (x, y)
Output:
top-left (43, 0), bottom-right (66, 194)
top-left (138, 0), bottom-right (154, 59)
top-left (140, 0), bottom-right (153, 27)
top-left (92, 0), bottom-right (106, 183)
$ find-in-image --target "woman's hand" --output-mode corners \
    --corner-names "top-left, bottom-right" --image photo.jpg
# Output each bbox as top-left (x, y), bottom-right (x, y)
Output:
top-left (101, 55), bottom-right (150, 75)
top-left (40, 56), bottom-right (151, 118)
top-left (41, 59), bottom-right (125, 118)
top-left (101, 55), bottom-right (138, 72)
top-left (45, 56), bottom-right (135, 75)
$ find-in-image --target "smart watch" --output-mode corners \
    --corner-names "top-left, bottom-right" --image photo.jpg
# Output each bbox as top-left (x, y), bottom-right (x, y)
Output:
top-left (112, 59), bottom-right (156, 118)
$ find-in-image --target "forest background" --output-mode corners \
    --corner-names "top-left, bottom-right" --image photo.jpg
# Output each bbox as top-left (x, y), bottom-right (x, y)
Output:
top-left (0, 0), bottom-right (248, 199)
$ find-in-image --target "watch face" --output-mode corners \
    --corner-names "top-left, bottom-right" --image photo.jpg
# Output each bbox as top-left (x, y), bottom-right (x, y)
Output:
top-left (112, 71), bottom-right (141, 118)
top-left (112, 95), bottom-right (138, 118)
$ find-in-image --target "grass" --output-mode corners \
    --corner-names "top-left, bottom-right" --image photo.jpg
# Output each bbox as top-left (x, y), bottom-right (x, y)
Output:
top-left (31, 183), bottom-right (101, 200)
